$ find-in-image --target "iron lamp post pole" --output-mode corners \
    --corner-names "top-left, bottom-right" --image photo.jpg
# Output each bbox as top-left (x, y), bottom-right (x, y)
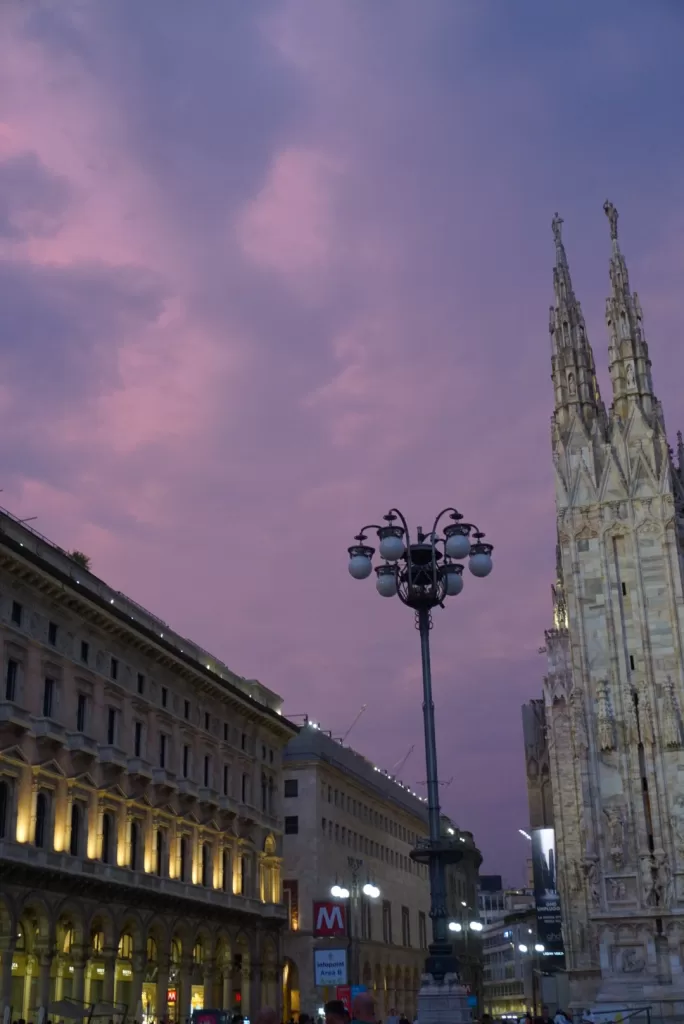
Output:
top-left (347, 509), bottom-right (493, 983)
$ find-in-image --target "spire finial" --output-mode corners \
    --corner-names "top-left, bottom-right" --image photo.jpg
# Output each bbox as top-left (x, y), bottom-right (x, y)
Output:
top-left (552, 212), bottom-right (563, 247)
top-left (604, 200), bottom-right (619, 243)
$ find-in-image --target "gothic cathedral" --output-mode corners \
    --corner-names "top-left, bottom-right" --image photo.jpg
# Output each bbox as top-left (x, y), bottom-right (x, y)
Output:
top-left (543, 203), bottom-right (684, 1008)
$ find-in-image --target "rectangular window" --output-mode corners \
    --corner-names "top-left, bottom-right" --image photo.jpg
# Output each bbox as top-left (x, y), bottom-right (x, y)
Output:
top-left (383, 901), bottom-right (392, 944)
top-left (107, 707), bottom-right (117, 745)
top-left (48, 621), bottom-right (58, 646)
top-left (223, 764), bottom-right (229, 796)
top-left (204, 711), bottom-right (210, 730)
top-left (284, 816), bottom-right (299, 835)
top-left (419, 912), bottom-right (427, 950)
top-left (241, 773), bottom-right (248, 804)
top-left (241, 732), bottom-right (247, 751)
top-left (402, 906), bottom-right (411, 947)
top-left (5, 659), bottom-right (18, 702)
top-left (110, 657), bottom-right (118, 680)
top-left (161, 686), bottom-right (168, 708)
top-left (76, 694), bottom-right (87, 733)
top-left (11, 601), bottom-right (22, 627)
top-left (43, 677), bottom-right (55, 718)
top-left (80, 640), bottom-right (89, 664)
top-left (184, 699), bottom-right (190, 720)
top-left (183, 744), bottom-right (190, 778)
top-left (159, 733), bottom-right (167, 768)
top-left (629, 654), bottom-right (635, 670)
top-left (223, 722), bottom-right (228, 742)
top-left (137, 673), bottom-right (145, 695)
top-left (203, 755), bottom-right (210, 788)
top-left (284, 779), bottom-right (298, 798)
top-left (134, 721), bottom-right (142, 757)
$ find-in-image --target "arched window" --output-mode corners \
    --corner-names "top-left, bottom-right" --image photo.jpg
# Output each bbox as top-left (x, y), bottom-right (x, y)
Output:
top-left (92, 930), bottom-right (104, 954)
top-left (130, 821), bottom-right (139, 870)
top-left (70, 803), bottom-right (80, 857)
top-left (261, 773), bottom-right (267, 812)
top-left (171, 939), bottom-right (181, 965)
top-left (118, 933), bottom-right (133, 959)
top-left (146, 936), bottom-right (157, 963)
top-left (62, 928), bottom-right (73, 954)
top-left (102, 812), bottom-right (113, 863)
top-left (0, 779), bottom-right (9, 839)
top-left (35, 791), bottom-right (48, 848)
top-left (201, 843), bottom-right (210, 887)
top-left (193, 941), bottom-right (203, 965)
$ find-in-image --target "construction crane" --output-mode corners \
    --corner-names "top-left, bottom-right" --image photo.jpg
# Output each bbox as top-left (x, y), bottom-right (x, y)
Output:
top-left (341, 704), bottom-right (368, 743)
top-left (391, 744), bottom-right (415, 779)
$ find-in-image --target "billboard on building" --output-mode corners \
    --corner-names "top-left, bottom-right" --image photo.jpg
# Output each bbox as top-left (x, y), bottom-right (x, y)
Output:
top-left (531, 827), bottom-right (564, 954)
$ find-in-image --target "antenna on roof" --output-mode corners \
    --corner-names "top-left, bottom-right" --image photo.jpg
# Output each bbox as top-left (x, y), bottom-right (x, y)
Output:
top-left (342, 704), bottom-right (368, 744)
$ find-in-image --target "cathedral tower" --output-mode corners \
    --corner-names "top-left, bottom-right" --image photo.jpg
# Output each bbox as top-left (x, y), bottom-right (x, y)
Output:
top-left (543, 204), bottom-right (684, 1008)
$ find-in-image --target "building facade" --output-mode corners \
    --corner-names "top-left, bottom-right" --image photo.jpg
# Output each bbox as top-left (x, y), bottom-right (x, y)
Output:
top-left (481, 895), bottom-right (537, 1020)
top-left (279, 724), bottom-right (482, 1020)
top-left (0, 509), bottom-right (297, 1022)
top-left (542, 203), bottom-right (684, 1009)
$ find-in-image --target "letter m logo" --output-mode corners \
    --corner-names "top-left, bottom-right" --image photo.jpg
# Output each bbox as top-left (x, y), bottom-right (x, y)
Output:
top-left (313, 901), bottom-right (347, 936)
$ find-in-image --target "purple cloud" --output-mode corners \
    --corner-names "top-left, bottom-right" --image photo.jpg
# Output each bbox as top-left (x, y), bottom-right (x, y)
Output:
top-left (1, 0), bottom-right (683, 875)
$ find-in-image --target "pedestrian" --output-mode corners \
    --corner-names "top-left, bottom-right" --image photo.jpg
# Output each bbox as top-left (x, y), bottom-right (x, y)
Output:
top-left (350, 994), bottom-right (376, 1024)
top-left (325, 1001), bottom-right (346, 1024)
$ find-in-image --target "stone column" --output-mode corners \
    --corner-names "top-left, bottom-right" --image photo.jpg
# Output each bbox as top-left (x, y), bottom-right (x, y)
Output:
top-left (221, 967), bottom-right (231, 1010)
top-left (131, 952), bottom-right (146, 1021)
top-left (102, 948), bottom-right (117, 1008)
top-left (249, 963), bottom-right (261, 1018)
top-left (0, 946), bottom-right (15, 1016)
top-left (37, 950), bottom-right (52, 1018)
top-left (53, 955), bottom-right (66, 1002)
top-left (202, 960), bottom-right (215, 1009)
top-left (156, 957), bottom-right (170, 1023)
top-left (71, 949), bottom-right (87, 1007)
top-left (179, 957), bottom-right (193, 1022)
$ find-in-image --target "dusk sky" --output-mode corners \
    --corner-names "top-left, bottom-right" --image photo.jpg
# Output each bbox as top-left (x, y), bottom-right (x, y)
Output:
top-left (1, 1), bottom-right (684, 880)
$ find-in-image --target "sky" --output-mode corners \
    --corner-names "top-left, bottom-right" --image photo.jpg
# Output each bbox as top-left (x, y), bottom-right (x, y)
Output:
top-left (1, 1), bottom-right (684, 881)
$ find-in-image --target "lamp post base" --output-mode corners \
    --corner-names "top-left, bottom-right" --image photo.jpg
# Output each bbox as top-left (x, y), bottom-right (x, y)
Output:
top-left (417, 970), bottom-right (471, 1024)
top-left (424, 943), bottom-right (459, 982)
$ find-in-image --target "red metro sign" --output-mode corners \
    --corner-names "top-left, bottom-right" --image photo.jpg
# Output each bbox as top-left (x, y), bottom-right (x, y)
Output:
top-left (313, 901), bottom-right (347, 937)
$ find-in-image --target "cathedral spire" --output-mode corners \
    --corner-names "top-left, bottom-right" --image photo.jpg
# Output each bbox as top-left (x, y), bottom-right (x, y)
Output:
top-left (603, 200), bottom-right (660, 425)
top-left (549, 212), bottom-right (605, 442)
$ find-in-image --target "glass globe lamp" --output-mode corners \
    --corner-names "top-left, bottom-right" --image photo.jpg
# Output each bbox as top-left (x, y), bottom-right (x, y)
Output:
top-left (444, 524), bottom-right (471, 560)
top-left (469, 541), bottom-right (493, 578)
top-left (348, 544), bottom-right (374, 580)
top-left (375, 565), bottom-right (398, 598)
top-left (441, 563), bottom-right (464, 597)
top-left (378, 526), bottom-right (405, 562)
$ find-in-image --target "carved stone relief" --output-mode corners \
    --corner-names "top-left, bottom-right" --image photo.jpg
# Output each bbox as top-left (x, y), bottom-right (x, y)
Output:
top-left (604, 805), bottom-right (626, 868)
top-left (616, 946), bottom-right (646, 974)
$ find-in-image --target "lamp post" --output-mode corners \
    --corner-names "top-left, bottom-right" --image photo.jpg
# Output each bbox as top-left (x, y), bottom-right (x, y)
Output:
top-left (347, 507), bottom-right (493, 982)
top-left (331, 856), bottom-right (380, 988)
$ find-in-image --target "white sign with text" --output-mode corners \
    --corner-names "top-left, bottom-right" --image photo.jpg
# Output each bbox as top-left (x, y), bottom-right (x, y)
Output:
top-left (314, 948), bottom-right (348, 986)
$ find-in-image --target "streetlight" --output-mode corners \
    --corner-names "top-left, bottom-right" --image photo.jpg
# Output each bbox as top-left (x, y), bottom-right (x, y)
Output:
top-left (518, 944), bottom-right (528, 954)
top-left (534, 944), bottom-right (545, 953)
top-left (348, 510), bottom-right (493, 983)
top-left (330, 858), bottom-right (380, 987)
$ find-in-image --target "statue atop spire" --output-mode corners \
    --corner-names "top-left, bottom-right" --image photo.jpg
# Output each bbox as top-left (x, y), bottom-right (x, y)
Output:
top-left (552, 212), bottom-right (563, 247)
top-left (603, 200), bottom-right (619, 243)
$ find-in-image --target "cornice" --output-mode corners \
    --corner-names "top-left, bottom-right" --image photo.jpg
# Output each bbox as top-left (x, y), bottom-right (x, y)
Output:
top-left (0, 533), bottom-right (297, 742)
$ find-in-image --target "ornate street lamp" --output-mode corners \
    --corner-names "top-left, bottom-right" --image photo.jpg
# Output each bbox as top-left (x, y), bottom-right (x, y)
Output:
top-left (347, 507), bottom-right (493, 983)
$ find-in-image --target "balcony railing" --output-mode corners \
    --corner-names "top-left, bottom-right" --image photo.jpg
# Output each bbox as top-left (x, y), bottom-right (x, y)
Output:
top-left (0, 837), bottom-right (287, 920)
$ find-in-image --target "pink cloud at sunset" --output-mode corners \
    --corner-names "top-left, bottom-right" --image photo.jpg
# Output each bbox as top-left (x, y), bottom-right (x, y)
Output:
top-left (1, 0), bottom-right (683, 875)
